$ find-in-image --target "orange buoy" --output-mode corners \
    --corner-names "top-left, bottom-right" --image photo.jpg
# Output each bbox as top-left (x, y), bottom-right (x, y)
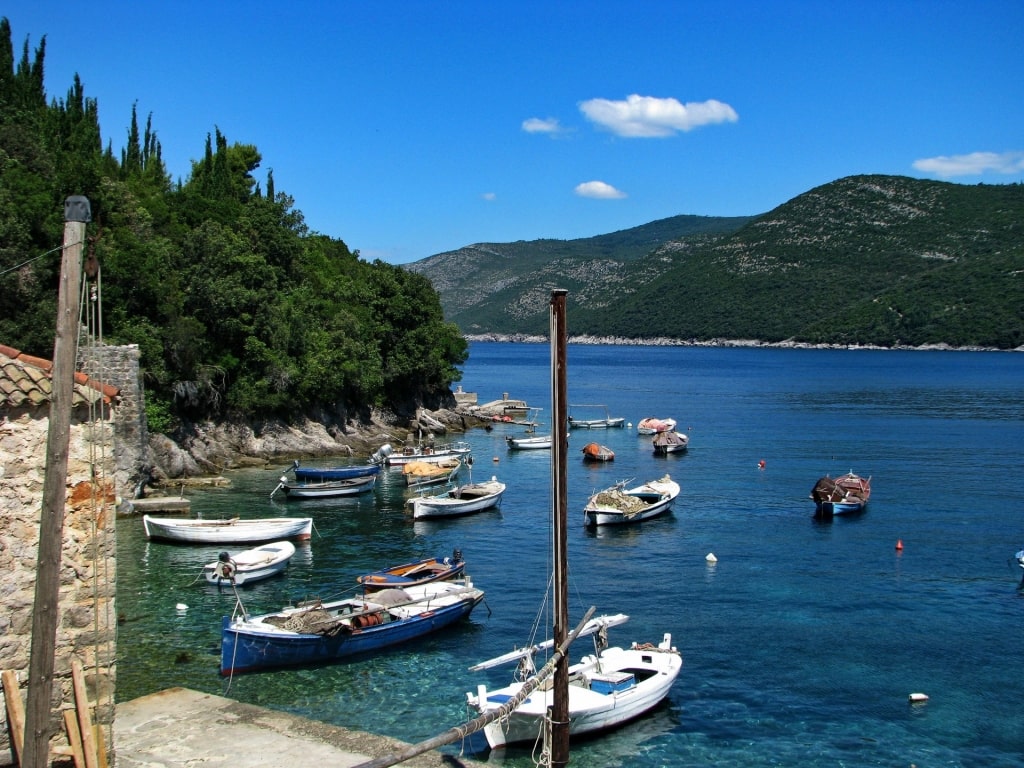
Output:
top-left (758, 459), bottom-right (766, 470)
top-left (895, 539), bottom-right (903, 551)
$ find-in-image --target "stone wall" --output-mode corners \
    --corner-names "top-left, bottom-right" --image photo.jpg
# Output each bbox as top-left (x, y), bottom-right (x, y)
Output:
top-left (0, 347), bottom-right (136, 765)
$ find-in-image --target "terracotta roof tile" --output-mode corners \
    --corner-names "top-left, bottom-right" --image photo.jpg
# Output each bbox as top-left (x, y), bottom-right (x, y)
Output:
top-left (0, 345), bottom-right (120, 409)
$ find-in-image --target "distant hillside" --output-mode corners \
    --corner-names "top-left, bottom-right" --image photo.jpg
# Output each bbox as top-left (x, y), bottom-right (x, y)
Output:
top-left (407, 176), bottom-right (1024, 349)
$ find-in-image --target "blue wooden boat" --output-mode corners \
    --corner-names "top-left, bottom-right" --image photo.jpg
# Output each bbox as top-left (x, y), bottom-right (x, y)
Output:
top-left (289, 459), bottom-right (380, 482)
top-left (356, 550), bottom-right (465, 591)
top-left (810, 471), bottom-right (871, 516)
top-left (220, 579), bottom-right (484, 675)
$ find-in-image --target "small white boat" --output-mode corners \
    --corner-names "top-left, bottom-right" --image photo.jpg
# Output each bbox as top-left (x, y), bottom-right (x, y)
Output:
top-left (203, 540), bottom-right (296, 585)
top-left (143, 515), bottom-right (313, 544)
top-left (584, 475), bottom-right (680, 526)
top-left (406, 478), bottom-right (506, 520)
top-left (652, 430), bottom-right (689, 455)
top-left (272, 474), bottom-right (377, 499)
top-left (506, 434), bottom-right (552, 450)
top-left (636, 417), bottom-right (676, 435)
top-left (466, 614), bottom-right (683, 749)
top-left (568, 404), bottom-right (626, 429)
top-left (372, 441), bottom-right (473, 467)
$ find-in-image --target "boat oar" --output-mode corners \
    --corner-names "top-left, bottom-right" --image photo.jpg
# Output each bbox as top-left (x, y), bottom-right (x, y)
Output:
top-left (350, 606), bottom-right (598, 768)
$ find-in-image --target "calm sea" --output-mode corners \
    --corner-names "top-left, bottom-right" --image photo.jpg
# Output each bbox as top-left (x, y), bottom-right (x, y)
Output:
top-left (116, 342), bottom-right (1024, 767)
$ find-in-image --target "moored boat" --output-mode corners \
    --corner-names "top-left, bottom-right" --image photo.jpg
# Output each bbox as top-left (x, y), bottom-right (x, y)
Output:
top-left (403, 458), bottom-right (462, 488)
top-left (289, 460), bottom-right (380, 482)
top-left (652, 430), bottom-right (689, 455)
top-left (810, 471), bottom-right (871, 516)
top-left (581, 442), bottom-right (615, 462)
top-left (143, 515), bottom-right (314, 544)
top-left (466, 616), bottom-right (682, 749)
top-left (372, 440), bottom-right (473, 468)
top-left (636, 417), bottom-right (676, 435)
top-left (568, 404), bottom-right (626, 429)
top-left (506, 434), bottom-right (552, 450)
top-left (271, 474), bottom-right (376, 499)
top-left (583, 475), bottom-right (680, 526)
top-left (406, 477), bottom-right (506, 520)
top-left (356, 550), bottom-right (465, 591)
top-left (203, 540), bottom-right (296, 586)
top-left (220, 578), bottom-right (484, 675)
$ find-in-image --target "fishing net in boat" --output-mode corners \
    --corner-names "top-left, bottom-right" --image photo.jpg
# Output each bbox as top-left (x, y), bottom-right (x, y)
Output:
top-left (371, 588), bottom-right (413, 606)
top-left (590, 489), bottom-right (647, 513)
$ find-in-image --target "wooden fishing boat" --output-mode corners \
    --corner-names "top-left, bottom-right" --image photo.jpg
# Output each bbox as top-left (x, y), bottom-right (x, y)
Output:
top-left (289, 459), bottom-right (380, 482)
top-left (651, 430), bottom-right (688, 455)
top-left (568, 404), bottom-right (625, 429)
top-left (203, 540), bottom-right (296, 585)
top-left (636, 417), bottom-right (676, 435)
top-left (356, 550), bottom-right (465, 591)
top-left (271, 474), bottom-right (376, 499)
top-left (371, 440), bottom-right (472, 467)
top-left (810, 471), bottom-right (871, 516)
top-left (466, 615), bottom-right (682, 748)
top-left (581, 442), bottom-right (615, 462)
top-left (143, 515), bottom-right (313, 544)
top-left (583, 475), bottom-right (680, 526)
top-left (220, 579), bottom-right (484, 675)
top-left (506, 434), bottom-right (552, 450)
top-left (406, 478), bottom-right (506, 520)
top-left (403, 458), bottom-right (462, 488)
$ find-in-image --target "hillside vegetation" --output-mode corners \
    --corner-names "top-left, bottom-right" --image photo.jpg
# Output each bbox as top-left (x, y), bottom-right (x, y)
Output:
top-left (409, 176), bottom-right (1024, 349)
top-left (0, 20), bottom-right (466, 433)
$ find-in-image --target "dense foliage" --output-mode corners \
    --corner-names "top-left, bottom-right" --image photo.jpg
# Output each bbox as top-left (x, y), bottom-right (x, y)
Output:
top-left (0, 20), bottom-right (466, 429)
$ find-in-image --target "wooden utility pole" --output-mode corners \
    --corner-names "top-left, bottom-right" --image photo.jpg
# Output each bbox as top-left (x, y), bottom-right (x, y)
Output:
top-left (22, 196), bottom-right (90, 768)
top-left (549, 289), bottom-right (570, 767)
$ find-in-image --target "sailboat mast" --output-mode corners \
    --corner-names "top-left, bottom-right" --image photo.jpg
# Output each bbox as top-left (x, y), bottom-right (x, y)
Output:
top-left (549, 289), bottom-right (570, 767)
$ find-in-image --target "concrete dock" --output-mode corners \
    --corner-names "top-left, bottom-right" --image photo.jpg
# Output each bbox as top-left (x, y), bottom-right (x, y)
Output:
top-left (115, 688), bottom-right (483, 768)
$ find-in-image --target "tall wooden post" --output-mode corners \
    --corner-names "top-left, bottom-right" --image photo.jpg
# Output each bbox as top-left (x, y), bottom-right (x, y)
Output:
top-left (549, 289), bottom-right (570, 767)
top-left (22, 196), bottom-right (90, 768)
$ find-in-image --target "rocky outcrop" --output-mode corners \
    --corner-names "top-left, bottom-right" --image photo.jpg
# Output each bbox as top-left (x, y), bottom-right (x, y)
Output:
top-left (144, 406), bottom-right (492, 485)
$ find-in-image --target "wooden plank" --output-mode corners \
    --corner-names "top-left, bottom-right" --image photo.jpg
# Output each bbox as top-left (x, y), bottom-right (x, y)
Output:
top-left (62, 709), bottom-right (86, 768)
top-left (2, 669), bottom-right (24, 764)
top-left (70, 660), bottom-right (99, 768)
top-left (92, 723), bottom-right (108, 768)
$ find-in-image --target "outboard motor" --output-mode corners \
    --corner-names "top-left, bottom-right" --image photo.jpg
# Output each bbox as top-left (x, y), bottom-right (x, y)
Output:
top-left (370, 443), bottom-right (393, 465)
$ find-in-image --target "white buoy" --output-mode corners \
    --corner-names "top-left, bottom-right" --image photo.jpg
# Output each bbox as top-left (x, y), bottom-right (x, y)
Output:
top-left (176, 603), bottom-right (188, 611)
top-left (705, 553), bottom-right (717, 563)
top-left (908, 692), bottom-right (929, 704)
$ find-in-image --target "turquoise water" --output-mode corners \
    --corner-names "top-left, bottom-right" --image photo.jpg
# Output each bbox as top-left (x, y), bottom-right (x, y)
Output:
top-left (116, 343), bottom-right (1024, 767)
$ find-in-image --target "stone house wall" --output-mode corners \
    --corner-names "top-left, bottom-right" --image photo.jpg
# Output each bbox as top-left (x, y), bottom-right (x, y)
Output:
top-left (1, 344), bottom-right (144, 765)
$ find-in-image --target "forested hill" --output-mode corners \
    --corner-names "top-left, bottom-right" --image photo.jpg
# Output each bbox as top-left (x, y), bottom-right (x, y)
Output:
top-left (408, 176), bottom-right (1024, 349)
top-left (0, 20), bottom-right (466, 432)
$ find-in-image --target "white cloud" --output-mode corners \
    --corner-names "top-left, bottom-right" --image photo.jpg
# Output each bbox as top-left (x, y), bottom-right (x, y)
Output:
top-left (522, 117), bottom-right (562, 134)
top-left (574, 181), bottom-right (626, 199)
top-left (912, 151), bottom-right (1024, 177)
top-left (579, 94), bottom-right (738, 138)
top-left (481, 192), bottom-right (496, 201)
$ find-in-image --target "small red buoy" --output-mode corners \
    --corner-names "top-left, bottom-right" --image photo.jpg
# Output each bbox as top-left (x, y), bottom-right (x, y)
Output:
top-left (896, 539), bottom-right (903, 551)
top-left (758, 459), bottom-right (766, 470)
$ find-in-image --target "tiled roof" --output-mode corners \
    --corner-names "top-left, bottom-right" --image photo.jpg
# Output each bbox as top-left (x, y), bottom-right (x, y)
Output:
top-left (0, 344), bottom-right (120, 409)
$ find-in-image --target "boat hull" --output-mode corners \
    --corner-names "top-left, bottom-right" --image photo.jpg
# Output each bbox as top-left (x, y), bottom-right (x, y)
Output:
top-left (471, 641), bottom-right (682, 749)
top-left (220, 582), bottom-right (483, 675)
top-left (583, 478), bottom-right (680, 526)
top-left (506, 435), bottom-right (552, 450)
top-left (143, 515), bottom-right (313, 544)
top-left (357, 554), bottom-right (465, 590)
top-left (203, 541), bottom-right (296, 585)
top-left (569, 418), bottom-right (625, 429)
top-left (280, 475), bottom-right (376, 498)
top-left (409, 482), bottom-right (505, 519)
top-left (291, 464), bottom-right (380, 482)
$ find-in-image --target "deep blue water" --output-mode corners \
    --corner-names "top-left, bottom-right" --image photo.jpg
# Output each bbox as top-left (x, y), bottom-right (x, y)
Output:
top-left (116, 343), bottom-right (1024, 767)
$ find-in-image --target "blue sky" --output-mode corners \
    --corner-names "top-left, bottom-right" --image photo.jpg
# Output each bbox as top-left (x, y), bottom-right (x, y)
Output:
top-left (7, 2), bottom-right (1023, 264)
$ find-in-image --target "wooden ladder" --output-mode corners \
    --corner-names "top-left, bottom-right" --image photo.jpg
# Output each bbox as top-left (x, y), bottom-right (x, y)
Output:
top-left (3, 660), bottom-right (107, 768)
